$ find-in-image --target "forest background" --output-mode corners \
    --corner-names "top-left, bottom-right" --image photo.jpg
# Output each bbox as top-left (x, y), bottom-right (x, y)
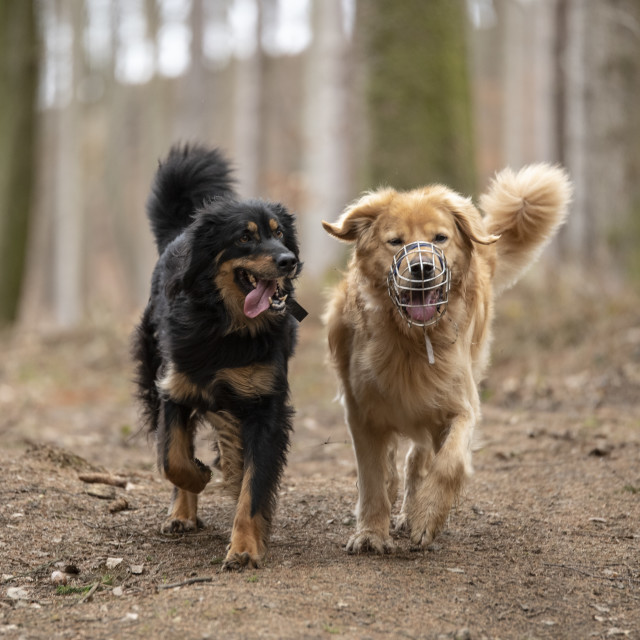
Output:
top-left (1, 0), bottom-right (639, 329)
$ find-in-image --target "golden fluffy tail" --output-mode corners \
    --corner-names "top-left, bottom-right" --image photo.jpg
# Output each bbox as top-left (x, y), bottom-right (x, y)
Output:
top-left (480, 163), bottom-right (573, 295)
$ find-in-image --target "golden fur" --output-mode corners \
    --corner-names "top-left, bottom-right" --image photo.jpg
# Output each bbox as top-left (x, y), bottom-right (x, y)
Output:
top-left (323, 164), bottom-right (572, 553)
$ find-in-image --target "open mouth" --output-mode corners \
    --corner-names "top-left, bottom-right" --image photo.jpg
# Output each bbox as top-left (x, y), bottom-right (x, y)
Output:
top-left (236, 269), bottom-right (288, 318)
top-left (399, 286), bottom-right (445, 324)
top-left (387, 242), bottom-right (450, 327)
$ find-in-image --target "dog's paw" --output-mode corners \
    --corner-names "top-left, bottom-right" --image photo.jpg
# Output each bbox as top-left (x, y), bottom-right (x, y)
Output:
top-left (346, 530), bottom-right (395, 555)
top-left (222, 551), bottom-right (260, 572)
top-left (407, 516), bottom-right (441, 549)
top-left (160, 516), bottom-right (204, 535)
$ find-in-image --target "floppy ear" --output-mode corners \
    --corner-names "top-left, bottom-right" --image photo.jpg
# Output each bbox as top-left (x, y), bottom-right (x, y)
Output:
top-left (322, 189), bottom-right (395, 243)
top-left (448, 195), bottom-right (500, 246)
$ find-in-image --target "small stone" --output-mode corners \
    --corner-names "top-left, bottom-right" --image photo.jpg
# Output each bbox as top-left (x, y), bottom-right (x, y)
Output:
top-left (112, 586), bottom-right (124, 597)
top-left (7, 587), bottom-right (30, 600)
top-left (454, 629), bottom-right (471, 640)
top-left (129, 565), bottom-right (144, 575)
top-left (51, 571), bottom-right (68, 586)
top-left (106, 557), bottom-right (123, 570)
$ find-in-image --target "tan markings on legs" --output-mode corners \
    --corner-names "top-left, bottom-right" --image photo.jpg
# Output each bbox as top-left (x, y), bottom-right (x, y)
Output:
top-left (164, 426), bottom-right (211, 494)
top-left (158, 364), bottom-right (210, 404)
top-left (206, 411), bottom-right (243, 499)
top-left (223, 464), bottom-right (267, 571)
top-left (213, 364), bottom-right (275, 398)
top-left (160, 488), bottom-right (201, 534)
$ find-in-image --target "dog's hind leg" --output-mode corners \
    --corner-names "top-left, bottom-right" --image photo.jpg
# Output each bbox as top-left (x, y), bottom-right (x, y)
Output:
top-left (161, 487), bottom-right (204, 533)
top-left (395, 442), bottom-right (434, 533)
top-left (207, 410), bottom-right (244, 499)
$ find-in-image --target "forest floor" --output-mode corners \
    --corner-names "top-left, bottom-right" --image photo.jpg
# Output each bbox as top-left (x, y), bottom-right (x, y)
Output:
top-left (0, 282), bottom-right (639, 640)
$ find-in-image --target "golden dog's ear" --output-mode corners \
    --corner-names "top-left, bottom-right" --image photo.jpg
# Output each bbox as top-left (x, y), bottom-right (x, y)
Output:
top-left (449, 196), bottom-right (500, 246)
top-left (322, 189), bottom-right (395, 242)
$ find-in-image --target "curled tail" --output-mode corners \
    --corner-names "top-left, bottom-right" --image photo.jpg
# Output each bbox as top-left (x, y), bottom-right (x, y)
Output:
top-left (146, 144), bottom-right (236, 254)
top-left (480, 163), bottom-right (573, 294)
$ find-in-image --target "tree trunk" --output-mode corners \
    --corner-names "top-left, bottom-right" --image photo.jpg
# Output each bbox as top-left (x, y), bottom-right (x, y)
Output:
top-left (53, 0), bottom-right (84, 327)
top-left (301, 0), bottom-right (352, 279)
top-left (0, 0), bottom-right (39, 325)
top-left (232, 0), bottom-right (265, 196)
top-left (559, 0), bottom-right (640, 275)
top-left (358, 0), bottom-right (476, 194)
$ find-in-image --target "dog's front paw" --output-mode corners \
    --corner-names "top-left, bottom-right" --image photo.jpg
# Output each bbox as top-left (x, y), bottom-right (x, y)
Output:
top-left (346, 529), bottom-right (395, 555)
top-left (407, 513), bottom-right (443, 548)
top-left (222, 551), bottom-right (260, 572)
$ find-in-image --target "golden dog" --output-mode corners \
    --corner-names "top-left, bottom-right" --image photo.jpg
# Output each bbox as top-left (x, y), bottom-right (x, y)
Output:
top-left (322, 164), bottom-right (572, 553)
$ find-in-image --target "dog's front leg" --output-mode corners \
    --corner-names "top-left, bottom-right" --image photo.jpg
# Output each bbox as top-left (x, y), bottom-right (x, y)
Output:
top-left (222, 398), bottom-right (291, 571)
top-left (157, 399), bottom-right (212, 495)
top-left (346, 414), bottom-right (396, 554)
top-left (407, 408), bottom-right (474, 547)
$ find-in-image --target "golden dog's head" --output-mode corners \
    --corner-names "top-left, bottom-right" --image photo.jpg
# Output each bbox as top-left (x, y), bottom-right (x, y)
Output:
top-left (323, 185), bottom-right (499, 327)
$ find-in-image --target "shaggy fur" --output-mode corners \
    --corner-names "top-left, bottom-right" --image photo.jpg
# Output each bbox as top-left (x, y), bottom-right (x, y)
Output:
top-left (132, 144), bottom-right (302, 570)
top-left (323, 164), bottom-right (572, 553)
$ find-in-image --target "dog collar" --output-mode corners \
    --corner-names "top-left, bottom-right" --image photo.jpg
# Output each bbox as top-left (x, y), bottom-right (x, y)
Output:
top-left (287, 299), bottom-right (308, 323)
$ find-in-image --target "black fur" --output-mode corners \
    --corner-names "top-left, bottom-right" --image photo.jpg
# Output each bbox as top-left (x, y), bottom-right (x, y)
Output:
top-left (132, 144), bottom-right (302, 569)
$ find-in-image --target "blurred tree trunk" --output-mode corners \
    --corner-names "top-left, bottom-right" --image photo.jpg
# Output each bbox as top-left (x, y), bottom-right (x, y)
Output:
top-left (0, 0), bottom-right (39, 325)
top-left (53, 0), bottom-right (84, 327)
top-left (559, 0), bottom-right (640, 275)
top-left (302, 0), bottom-right (352, 279)
top-left (358, 0), bottom-right (476, 194)
top-left (233, 0), bottom-right (265, 196)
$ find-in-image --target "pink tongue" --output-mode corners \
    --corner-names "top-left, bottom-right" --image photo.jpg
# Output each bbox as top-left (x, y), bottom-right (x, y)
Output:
top-left (407, 305), bottom-right (437, 323)
top-left (406, 290), bottom-right (438, 322)
top-left (244, 279), bottom-right (277, 318)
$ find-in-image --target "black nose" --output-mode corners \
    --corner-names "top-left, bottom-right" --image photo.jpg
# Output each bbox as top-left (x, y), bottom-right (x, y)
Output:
top-left (277, 252), bottom-right (298, 272)
top-left (410, 260), bottom-right (434, 278)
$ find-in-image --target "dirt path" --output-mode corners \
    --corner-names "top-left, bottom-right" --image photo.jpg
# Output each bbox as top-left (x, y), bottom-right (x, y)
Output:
top-left (1, 289), bottom-right (639, 639)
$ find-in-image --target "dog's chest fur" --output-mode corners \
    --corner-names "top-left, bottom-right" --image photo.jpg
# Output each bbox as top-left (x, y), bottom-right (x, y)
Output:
top-left (346, 323), bottom-right (472, 439)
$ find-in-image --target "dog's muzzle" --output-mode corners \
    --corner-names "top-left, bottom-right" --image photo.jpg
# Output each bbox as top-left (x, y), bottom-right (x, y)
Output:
top-left (387, 242), bottom-right (450, 328)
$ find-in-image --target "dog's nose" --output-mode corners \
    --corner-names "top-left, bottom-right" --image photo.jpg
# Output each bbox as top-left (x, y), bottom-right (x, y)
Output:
top-left (410, 260), bottom-right (434, 278)
top-left (277, 252), bottom-right (298, 272)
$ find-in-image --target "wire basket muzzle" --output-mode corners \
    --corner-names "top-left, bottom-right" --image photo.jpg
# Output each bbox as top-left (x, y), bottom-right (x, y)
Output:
top-left (387, 241), bottom-right (450, 327)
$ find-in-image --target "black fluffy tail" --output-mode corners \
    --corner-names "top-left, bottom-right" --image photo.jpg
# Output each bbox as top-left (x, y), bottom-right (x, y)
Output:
top-left (131, 303), bottom-right (162, 433)
top-left (146, 144), bottom-right (235, 254)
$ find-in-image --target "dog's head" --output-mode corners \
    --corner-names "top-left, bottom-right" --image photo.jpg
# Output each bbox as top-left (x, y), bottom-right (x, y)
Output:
top-left (169, 198), bottom-right (301, 324)
top-left (323, 185), bottom-right (498, 327)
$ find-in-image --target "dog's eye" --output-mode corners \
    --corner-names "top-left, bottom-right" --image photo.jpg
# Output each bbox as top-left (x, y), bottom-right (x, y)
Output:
top-left (387, 238), bottom-right (403, 246)
top-left (433, 234), bottom-right (448, 243)
top-left (239, 232), bottom-right (252, 244)
top-left (274, 228), bottom-right (283, 239)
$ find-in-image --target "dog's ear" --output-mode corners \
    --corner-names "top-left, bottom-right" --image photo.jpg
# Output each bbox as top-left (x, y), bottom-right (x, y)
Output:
top-left (322, 189), bottom-right (395, 242)
top-left (449, 195), bottom-right (500, 246)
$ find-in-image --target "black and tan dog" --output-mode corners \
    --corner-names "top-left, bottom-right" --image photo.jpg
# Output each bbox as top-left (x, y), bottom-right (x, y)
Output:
top-left (132, 144), bottom-right (304, 570)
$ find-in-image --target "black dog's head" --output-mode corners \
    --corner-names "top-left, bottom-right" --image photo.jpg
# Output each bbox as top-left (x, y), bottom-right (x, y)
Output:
top-left (168, 198), bottom-right (301, 326)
